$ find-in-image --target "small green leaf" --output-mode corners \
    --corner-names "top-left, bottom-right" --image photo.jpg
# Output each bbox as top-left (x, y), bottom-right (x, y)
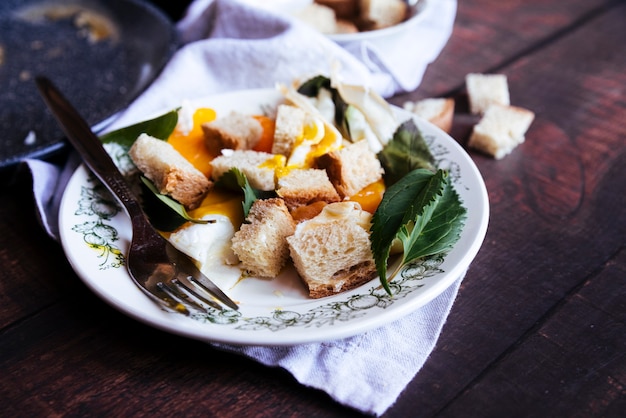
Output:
top-left (215, 168), bottom-right (275, 218)
top-left (140, 176), bottom-right (212, 229)
top-left (297, 75), bottom-right (332, 97)
top-left (370, 169), bottom-right (466, 295)
top-left (99, 110), bottom-right (179, 147)
top-left (378, 119), bottom-right (436, 187)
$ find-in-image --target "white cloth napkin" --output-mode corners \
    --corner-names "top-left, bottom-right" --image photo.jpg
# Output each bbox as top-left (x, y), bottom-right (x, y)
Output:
top-left (108, 0), bottom-right (456, 130)
top-left (214, 276), bottom-right (463, 415)
top-left (24, 0), bottom-right (462, 415)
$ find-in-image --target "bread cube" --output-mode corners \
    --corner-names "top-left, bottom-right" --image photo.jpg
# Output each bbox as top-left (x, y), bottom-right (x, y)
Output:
top-left (276, 168), bottom-right (341, 211)
top-left (468, 104), bottom-right (535, 159)
top-left (405, 97), bottom-right (455, 133)
top-left (287, 202), bottom-right (377, 298)
top-left (231, 198), bottom-right (296, 278)
top-left (466, 73), bottom-right (510, 114)
top-left (202, 112), bottom-right (263, 155)
top-left (316, 140), bottom-right (384, 198)
top-left (210, 149), bottom-right (283, 191)
top-left (129, 133), bottom-right (211, 210)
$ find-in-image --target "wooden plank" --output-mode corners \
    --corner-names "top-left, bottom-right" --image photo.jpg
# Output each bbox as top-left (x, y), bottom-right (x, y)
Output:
top-left (401, 0), bottom-right (621, 99)
top-left (0, 173), bottom-right (77, 330)
top-left (438, 248), bottom-right (626, 417)
top-left (385, 2), bottom-right (626, 416)
top-left (0, 298), bottom-right (362, 417)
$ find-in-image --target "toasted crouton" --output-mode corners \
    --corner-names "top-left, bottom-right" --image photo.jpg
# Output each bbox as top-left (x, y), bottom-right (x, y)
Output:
top-left (210, 149), bottom-right (284, 191)
top-left (231, 198), bottom-right (296, 278)
top-left (276, 168), bottom-right (341, 211)
top-left (202, 112), bottom-right (263, 155)
top-left (287, 202), bottom-right (377, 298)
top-left (360, 0), bottom-right (408, 30)
top-left (315, 0), bottom-right (358, 19)
top-left (129, 133), bottom-right (211, 209)
top-left (466, 73), bottom-right (511, 115)
top-left (293, 3), bottom-right (338, 34)
top-left (468, 104), bottom-right (535, 159)
top-left (404, 97), bottom-right (455, 133)
top-left (271, 104), bottom-right (307, 157)
top-left (316, 140), bottom-right (384, 199)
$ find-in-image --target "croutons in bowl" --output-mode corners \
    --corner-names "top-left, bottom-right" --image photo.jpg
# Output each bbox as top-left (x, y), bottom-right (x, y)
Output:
top-left (296, 0), bottom-right (431, 44)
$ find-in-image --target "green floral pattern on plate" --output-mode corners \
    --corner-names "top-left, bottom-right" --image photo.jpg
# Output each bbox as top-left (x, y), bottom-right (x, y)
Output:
top-left (190, 256), bottom-right (444, 331)
top-left (73, 175), bottom-right (124, 269)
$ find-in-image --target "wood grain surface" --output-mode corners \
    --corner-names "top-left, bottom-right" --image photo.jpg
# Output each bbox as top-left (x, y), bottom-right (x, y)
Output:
top-left (1, 1), bottom-right (624, 416)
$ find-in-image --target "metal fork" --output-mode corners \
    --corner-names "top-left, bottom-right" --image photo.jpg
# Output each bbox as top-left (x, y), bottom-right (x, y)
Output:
top-left (36, 77), bottom-right (239, 314)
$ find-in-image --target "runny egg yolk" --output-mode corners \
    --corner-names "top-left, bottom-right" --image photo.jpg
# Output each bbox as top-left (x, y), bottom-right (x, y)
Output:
top-left (259, 154), bottom-right (287, 169)
top-left (252, 115), bottom-right (275, 153)
top-left (281, 118), bottom-right (342, 175)
top-left (187, 189), bottom-right (245, 228)
top-left (168, 108), bottom-right (217, 177)
top-left (349, 179), bottom-right (386, 213)
top-left (307, 122), bottom-right (342, 164)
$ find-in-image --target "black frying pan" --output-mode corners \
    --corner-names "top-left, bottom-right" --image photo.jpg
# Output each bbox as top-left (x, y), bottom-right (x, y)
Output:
top-left (0, 0), bottom-right (177, 169)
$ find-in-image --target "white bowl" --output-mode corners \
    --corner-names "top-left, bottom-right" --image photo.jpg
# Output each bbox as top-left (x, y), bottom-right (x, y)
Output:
top-left (327, 0), bottom-right (430, 45)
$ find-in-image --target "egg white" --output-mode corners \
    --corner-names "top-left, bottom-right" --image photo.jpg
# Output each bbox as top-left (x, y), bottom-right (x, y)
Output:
top-left (168, 214), bottom-right (242, 290)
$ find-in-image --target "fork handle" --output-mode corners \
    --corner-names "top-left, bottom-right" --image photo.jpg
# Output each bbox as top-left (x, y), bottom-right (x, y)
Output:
top-left (36, 77), bottom-right (145, 221)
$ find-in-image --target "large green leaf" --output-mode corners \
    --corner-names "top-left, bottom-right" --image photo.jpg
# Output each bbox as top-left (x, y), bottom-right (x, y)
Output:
top-left (214, 168), bottom-right (274, 218)
top-left (99, 110), bottom-right (179, 147)
top-left (402, 179), bottom-right (467, 261)
top-left (370, 169), bottom-right (466, 295)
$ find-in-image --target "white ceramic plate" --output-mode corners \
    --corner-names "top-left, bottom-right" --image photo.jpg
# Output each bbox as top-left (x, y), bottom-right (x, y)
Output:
top-left (59, 88), bottom-right (489, 346)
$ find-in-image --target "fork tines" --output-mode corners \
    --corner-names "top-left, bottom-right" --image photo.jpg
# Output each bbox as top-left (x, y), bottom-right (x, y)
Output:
top-left (156, 276), bottom-right (223, 315)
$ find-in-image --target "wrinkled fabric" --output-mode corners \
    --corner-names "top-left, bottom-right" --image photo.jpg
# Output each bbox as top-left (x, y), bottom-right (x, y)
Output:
top-left (108, 0), bottom-right (456, 129)
top-left (25, 1), bottom-right (462, 414)
top-left (213, 275), bottom-right (463, 416)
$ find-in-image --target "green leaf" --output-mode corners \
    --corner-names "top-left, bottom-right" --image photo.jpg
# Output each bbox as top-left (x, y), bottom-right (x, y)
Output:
top-left (140, 177), bottom-right (211, 230)
top-left (370, 169), bottom-right (436, 293)
top-left (99, 110), bottom-right (179, 147)
top-left (297, 75), bottom-right (332, 97)
top-left (402, 178), bottom-right (467, 262)
top-left (370, 169), bottom-right (466, 295)
top-left (377, 119), bottom-right (436, 187)
top-left (215, 168), bottom-right (275, 218)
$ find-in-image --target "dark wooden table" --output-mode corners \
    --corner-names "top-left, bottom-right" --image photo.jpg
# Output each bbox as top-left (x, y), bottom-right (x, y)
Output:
top-left (1, 0), bottom-right (624, 416)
